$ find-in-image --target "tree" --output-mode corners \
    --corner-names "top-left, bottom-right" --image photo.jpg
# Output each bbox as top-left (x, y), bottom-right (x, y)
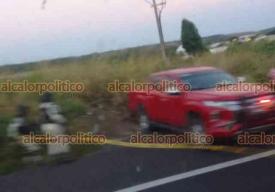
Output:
top-left (181, 19), bottom-right (206, 55)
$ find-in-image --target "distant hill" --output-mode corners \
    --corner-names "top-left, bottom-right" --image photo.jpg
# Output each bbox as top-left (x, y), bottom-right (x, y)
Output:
top-left (258, 27), bottom-right (275, 35)
top-left (1, 26), bottom-right (274, 73)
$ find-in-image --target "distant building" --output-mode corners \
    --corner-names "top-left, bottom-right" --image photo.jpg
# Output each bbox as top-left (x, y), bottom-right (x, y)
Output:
top-left (228, 36), bottom-right (239, 42)
top-left (209, 42), bottom-right (223, 49)
top-left (238, 34), bottom-right (256, 43)
top-left (210, 45), bottom-right (228, 54)
top-left (209, 42), bottom-right (229, 54)
top-left (254, 35), bottom-right (267, 42)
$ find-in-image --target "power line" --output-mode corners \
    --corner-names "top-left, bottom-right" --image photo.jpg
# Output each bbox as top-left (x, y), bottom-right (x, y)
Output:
top-left (40, 0), bottom-right (169, 65)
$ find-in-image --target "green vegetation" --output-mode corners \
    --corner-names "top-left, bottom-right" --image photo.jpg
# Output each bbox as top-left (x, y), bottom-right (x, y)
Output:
top-left (0, 39), bottom-right (275, 174)
top-left (0, 143), bottom-right (25, 174)
top-left (181, 19), bottom-right (206, 54)
top-left (1, 40), bottom-right (275, 122)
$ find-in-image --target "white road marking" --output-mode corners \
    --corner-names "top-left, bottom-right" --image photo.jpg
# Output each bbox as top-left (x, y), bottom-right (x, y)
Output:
top-left (115, 149), bottom-right (275, 192)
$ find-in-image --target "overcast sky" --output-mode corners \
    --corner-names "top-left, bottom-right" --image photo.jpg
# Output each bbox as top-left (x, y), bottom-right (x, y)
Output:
top-left (0, 0), bottom-right (275, 65)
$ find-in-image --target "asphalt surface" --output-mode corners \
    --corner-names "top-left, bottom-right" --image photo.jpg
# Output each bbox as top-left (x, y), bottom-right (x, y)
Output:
top-left (146, 157), bottom-right (275, 192)
top-left (0, 142), bottom-right (274, 192)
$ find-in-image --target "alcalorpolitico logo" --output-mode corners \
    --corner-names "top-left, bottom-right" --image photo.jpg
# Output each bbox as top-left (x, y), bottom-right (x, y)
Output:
top-left (0, 80), bottom-right (85, 95)
top-left (130, 132), bottom-right (214, 146)
top-left (107, 80), bottom-right (191, 94)
top-left (238, 132), bottom-right (275, 145)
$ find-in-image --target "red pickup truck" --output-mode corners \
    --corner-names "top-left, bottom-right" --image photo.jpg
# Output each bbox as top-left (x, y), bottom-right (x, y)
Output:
top-left (128, 67), bottom-right (275, 138)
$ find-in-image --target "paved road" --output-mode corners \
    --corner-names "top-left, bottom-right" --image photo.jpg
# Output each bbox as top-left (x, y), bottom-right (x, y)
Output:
top-left (145, 157), bottom-right (275, 192)
top-left (0, 143), bottom-right (274, 192)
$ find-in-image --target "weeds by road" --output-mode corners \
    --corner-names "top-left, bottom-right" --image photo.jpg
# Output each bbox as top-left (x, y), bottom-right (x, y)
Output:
top-left (0, 40), bottom-right (275, 174)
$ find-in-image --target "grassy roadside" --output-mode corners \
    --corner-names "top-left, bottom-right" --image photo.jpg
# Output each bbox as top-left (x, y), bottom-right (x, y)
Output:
top-left (0, 40), bottom-right (275, 174)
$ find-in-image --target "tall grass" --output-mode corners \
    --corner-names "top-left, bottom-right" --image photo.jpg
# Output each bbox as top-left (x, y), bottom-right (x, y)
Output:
top-left (47, 41), bottom-right (275, 121)
top-left (0, 40), bottom-right (275, 174)
top-left (0, 41), bottom-right (275, 134)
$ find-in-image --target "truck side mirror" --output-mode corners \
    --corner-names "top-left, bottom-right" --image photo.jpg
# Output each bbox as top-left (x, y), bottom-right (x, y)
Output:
top-left (165, 87), bottom-right (181, 96)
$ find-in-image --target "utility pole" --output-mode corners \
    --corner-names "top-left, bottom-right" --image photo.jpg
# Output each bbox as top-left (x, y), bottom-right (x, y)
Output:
top-left (41, 0), bottom-right (47, 9)
top-left (147, 0), bottom-right (170, 65)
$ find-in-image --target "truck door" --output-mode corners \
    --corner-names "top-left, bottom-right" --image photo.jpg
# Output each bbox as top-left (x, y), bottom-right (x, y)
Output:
top-left (147, 75), bottom-right (172, 124)
top-left (159, 77), bottom-right (185, 126)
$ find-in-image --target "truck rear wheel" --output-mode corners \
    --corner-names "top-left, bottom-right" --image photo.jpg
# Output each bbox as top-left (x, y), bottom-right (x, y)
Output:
top-left (138, 106), bottom-right (152, 131)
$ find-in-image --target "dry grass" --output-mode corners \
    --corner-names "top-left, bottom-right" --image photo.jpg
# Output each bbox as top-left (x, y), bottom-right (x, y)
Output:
top-left (0, 40), bottom-right (275, 174)
top-left (0, 41), bottom-right (275, 131)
